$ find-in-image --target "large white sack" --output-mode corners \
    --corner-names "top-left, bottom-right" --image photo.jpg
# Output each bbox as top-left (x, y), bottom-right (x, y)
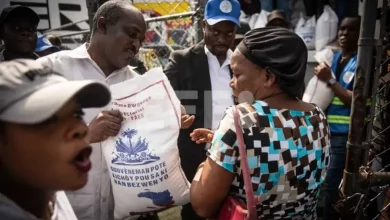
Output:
top-left (103, 68), bottom-right (190, 219)
top-left (248, 13), bottom-right (259, 29)
top-left (303, 48), bottom-right (335, 110)
top-left (315, 5), bottom-right (338, 51)
top-left (253, 10), bottom-right (270, 29)
top-left (295, 13), bottom-right (316, 50)
top-left (295, 13), bottom-right (305, 29)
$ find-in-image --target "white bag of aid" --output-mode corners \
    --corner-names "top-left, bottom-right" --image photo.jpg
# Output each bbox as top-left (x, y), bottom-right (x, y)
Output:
top-left (295, 13), bottom-right (316, 50)
top-left (315, 5), bottom-right (338, 51)
top-left (103, 67), bottom-right (190, 219)
top-left (303, 48), bottom-right (335, 110)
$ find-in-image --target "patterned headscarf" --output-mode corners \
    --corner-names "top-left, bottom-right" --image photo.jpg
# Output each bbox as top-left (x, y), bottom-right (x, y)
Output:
top-left (237, 27), bottom-right (307, 98)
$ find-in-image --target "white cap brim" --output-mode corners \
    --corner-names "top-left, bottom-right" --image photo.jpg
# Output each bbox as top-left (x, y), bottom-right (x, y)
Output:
top-left (0, 80), bottom-right (110, 124)
top-left (206, 16), bottom-right (240, 27)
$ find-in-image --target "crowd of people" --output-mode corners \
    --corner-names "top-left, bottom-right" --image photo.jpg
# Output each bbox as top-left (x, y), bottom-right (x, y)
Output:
top-left (0, 0), bottom-right (372, 219)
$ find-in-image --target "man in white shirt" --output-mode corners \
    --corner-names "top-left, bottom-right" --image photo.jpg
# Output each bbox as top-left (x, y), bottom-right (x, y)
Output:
top-left (37, 1), bottom-right (147, 220)
top-left (164, 0), bottom-right (240, 218)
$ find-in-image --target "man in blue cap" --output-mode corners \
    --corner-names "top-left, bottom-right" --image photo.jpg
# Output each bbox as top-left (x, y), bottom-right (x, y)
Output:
top-left (35, 35), bottom-right (60, 57)
top-left (164, 0), bottom-right (240, 218)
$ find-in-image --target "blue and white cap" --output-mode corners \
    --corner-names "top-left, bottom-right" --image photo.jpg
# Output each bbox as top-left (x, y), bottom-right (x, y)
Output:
top-left (205, 0), bottom-right (241, 27)
top-left (35, 35), bottom-right (59, 53)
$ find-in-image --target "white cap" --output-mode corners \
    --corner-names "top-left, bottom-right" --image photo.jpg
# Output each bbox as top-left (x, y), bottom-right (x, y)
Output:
top-left (0, 59), bottom-right (111, 124)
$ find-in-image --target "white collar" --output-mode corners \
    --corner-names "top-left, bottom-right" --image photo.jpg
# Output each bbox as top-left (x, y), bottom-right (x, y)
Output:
top-left (67, 43), bottom-right (91, 59)
top-left (68, 43), bottom-right (137, 70)
top-left (204, 45), bottom-right (233, 66)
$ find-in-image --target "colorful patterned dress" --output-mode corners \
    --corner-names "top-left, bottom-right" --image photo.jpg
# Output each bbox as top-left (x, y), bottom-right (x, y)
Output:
top-left (208, 101), bottom-right (330, 219)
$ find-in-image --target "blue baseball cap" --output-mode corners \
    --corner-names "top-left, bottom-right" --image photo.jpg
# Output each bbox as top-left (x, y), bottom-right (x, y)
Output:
top-left (205, 0), bottom-right (241, 27)
top-left (35, 35), bottom-right (59, 53)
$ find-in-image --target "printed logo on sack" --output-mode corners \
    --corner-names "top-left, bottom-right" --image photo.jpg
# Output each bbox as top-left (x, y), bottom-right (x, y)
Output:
top-left (137, 189), bottom-right (175, 207)
top-left (112, 129), bottom-right (160, 166)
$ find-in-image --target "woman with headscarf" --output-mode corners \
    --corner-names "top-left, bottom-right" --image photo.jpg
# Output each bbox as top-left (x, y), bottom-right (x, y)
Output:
top-left (189, 27), bottom-right (330, 219)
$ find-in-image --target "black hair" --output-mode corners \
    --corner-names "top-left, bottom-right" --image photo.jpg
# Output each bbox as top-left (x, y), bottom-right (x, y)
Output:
top-left (342, 15), bottom-right (361, 26)
top-left (91, 0), bottom-right (128, 34)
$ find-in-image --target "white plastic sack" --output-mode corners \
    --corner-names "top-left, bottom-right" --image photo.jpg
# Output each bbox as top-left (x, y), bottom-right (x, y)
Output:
top-left (315, 5), bottom-right (338, 51)
top-left (103, 68), bottom-right (190, 219)
top-left (295, 13), bottom-right (305, 29)
top-left (248, 13), bottom-right (259, 29)
top-left (253, 10), bottom-right (270, 29)
top-left (314, 48), bottom-right (334, 67)
top-left (295, 13), bottom-right (316, 50)
top-left (302, 48), bottom-right (335, 110)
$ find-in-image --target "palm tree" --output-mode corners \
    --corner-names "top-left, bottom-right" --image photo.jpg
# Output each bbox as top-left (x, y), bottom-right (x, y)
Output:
top-left (122, 129), bottom-right (137, 151)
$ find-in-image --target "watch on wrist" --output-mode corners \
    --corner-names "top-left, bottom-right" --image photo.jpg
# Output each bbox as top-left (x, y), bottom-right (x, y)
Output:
top-left (328, 78), bottom-right (336, 86)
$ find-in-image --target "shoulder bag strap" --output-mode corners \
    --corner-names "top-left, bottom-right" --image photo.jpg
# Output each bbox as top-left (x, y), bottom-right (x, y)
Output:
top-left (233, 106), bottom-right (258, 220)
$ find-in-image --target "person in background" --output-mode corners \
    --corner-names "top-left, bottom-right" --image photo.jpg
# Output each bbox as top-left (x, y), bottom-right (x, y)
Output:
top-left (35, 35), bottom-right (60, 57)
top-left (238, 0), bottom-right (261, 17)
top-left (0, 5), bottom-right (39, 61)
top-left (164, 0), bottom-right (240, 218)
top-left (314, 16), bottom-right (361, 220)
top-left (0, 59), bottom-right (111, 220)
top-left (46, 34), bottom-right (62, 48)
top-left (190, 27), bottom-right (330, 219)
top-left (266, 10), bottom-right (291, 29)
top-left (261, 0), bottom-right (291, 20)
top-left (36, 1), bottom-right (147, 219)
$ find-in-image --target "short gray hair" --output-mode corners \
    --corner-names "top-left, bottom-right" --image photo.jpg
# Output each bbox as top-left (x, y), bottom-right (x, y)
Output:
top-left (91, 0), bottom-right (129, 33)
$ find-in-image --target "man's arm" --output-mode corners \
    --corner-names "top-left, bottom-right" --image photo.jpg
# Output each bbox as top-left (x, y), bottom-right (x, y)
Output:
top-left (315, 63), bottom-right (353, 106)
top-left (36, 52), bottom-right (74, 80)
top-left (329, 83), bottom-right (353, 106)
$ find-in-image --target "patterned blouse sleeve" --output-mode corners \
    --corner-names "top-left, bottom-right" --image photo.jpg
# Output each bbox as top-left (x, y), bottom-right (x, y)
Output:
top-left (207, 107), bottom-right (238, 173)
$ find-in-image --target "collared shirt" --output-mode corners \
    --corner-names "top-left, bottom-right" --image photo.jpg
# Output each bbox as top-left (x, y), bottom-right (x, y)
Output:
top-left (37, 44), bottom-right (138, 220)
top-left (204, 46), bottom-right (234, 131)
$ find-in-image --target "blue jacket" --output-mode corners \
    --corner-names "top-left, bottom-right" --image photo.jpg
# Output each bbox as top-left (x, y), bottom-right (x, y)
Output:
top-left (327, 51), bottom-right (357, 134)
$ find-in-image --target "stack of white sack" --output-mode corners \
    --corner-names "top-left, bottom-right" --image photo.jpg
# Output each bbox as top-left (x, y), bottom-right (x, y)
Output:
top-left (315, 5), bottom-right (338, 51)
top-left (303, 48), bottom-right (335, 110)
top-left (103, 67), bottom-right (190, 220)
top-left (295, 13), bottom-right (316, 50)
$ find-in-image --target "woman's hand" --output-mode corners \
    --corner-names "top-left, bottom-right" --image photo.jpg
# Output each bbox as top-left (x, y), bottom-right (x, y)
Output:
top-left (190, 128), bottom-right (214, 144)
